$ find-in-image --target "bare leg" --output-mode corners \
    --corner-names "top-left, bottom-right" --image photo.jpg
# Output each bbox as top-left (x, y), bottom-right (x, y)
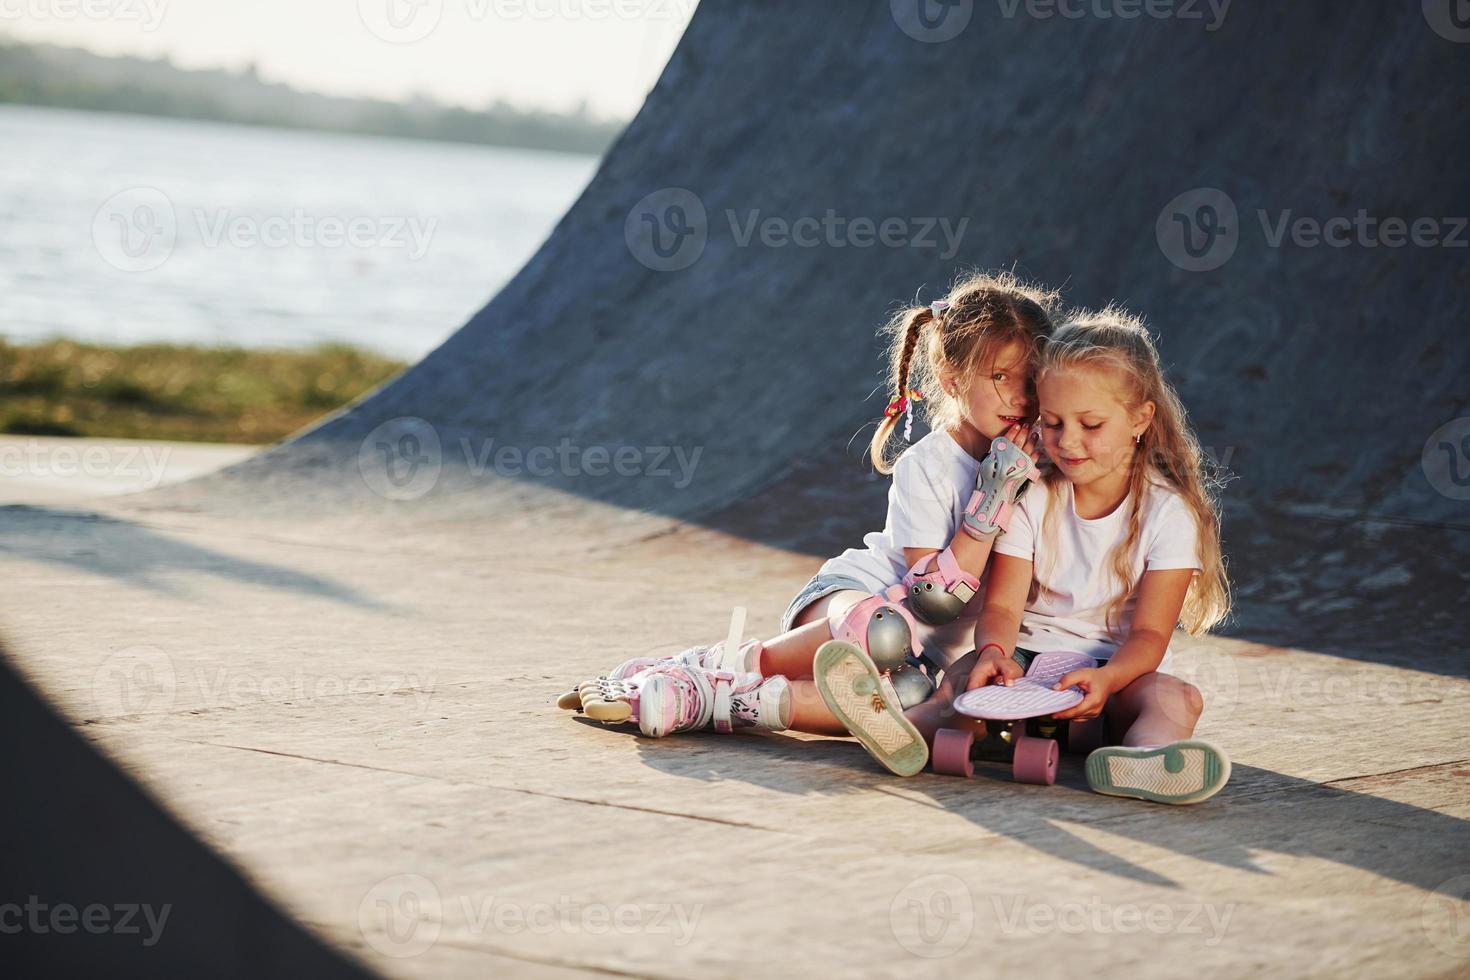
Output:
top-left (1104, 672), bottom-right (1204, 747)
top-left (757, 589), bottom-right (869, 679)
top-left (1083, 672), bottom-right (1227, 805)
top-left (785, 680), bottom-right (850, 735)
top-left (768, 589), bottom-right (869, 735)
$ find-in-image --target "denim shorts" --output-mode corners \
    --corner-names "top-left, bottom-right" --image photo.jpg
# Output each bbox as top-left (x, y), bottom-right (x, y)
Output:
top-left (778, 572), bottom-right (874, 633)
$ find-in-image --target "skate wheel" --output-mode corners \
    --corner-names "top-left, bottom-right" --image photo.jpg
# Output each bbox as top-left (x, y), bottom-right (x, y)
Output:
top-left (1012, 733), bottom-right (1059, 785)
top-left (556, 689), bottom-right (583, 711)
top-left (931, 728), bottom-right (975, 777)
top-left (584, 700), bottom-right (633, 724)
top-left (1067, 715), bottom-right (1109, 756)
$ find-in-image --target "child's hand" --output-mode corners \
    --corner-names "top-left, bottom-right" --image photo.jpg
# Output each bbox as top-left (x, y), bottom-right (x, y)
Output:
top-left (965, 649), bottom-right (1024, 690)
top-left (1050, 666), bottom-right (1114, 721)
top-left (1004, 423), bottom-right (1043, 465)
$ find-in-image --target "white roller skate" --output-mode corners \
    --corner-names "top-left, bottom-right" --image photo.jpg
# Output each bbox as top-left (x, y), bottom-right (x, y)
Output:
top-left (573, 661), bottom-right (792, 738)
top-left (556, 608), bottom-right (764, 712)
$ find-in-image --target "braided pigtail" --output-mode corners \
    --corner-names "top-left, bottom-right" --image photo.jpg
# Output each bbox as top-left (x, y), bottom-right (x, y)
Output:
top-left (865, 271), bottom-right (1058, 476)
top-left (868, 305), bottom-right (933, 475)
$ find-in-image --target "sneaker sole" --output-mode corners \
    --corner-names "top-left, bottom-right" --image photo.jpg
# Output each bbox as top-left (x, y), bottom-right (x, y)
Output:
top-left (1085, 740), bottom-right (1230, 805)
top-left (813, 640), bottom-right (928, 777)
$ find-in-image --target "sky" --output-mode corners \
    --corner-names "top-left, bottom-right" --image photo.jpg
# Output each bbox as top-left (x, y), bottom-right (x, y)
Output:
top-left (0, 0), bottom-right (699, 118)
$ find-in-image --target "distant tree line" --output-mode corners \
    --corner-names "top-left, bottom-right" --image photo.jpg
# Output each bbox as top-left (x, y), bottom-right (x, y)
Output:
top-left (0, 40), bottom-right (623, 155)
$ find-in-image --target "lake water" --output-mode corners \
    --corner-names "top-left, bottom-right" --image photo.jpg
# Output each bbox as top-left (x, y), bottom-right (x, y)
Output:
top-left (0, 105), bottom-right (601, 360)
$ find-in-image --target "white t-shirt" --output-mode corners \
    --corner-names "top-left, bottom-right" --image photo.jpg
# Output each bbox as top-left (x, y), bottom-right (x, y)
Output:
top-left (819, 430), bottom-right (987, 665)
top-left (993, 478), bottom-right (1203, 668)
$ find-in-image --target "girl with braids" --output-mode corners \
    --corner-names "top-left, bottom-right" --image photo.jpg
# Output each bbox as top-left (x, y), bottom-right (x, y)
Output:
top-left (944, 306), bottom-right (1234, 804)
top-left (559, 271), bottom-right (1059, 755)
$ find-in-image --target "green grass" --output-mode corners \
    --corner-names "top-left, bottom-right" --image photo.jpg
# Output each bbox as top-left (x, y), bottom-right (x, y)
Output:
top-left (0, 338), bottom-right (407, 444)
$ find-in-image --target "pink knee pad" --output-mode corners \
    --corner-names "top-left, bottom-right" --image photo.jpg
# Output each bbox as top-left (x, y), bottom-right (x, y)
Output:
top-left (829, 592), bottom-right (924, 674)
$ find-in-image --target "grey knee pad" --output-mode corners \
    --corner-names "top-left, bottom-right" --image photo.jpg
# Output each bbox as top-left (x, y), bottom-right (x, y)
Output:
top-left (888, 664), bottom-right (937, 710)
top-left (863, 604), bottom-right (915, 674)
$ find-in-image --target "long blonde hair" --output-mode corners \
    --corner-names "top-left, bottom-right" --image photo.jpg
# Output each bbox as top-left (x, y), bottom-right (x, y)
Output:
top-left (869, 270), bottom-right (1058, 474)
top-left (1034, 306), bottom-right (1231, 635)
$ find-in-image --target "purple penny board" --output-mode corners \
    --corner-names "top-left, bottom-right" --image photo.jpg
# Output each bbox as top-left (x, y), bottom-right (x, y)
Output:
top-left (952, 651), bottom-right (1094, 721)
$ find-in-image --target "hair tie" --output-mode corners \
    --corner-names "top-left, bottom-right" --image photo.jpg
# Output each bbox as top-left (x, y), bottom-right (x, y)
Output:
top-left (884, 388), bottom-right (925, 442)
top-left (930, 299), bottom-right (950, 320)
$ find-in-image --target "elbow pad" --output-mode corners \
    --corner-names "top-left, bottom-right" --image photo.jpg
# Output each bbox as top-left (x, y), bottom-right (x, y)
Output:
top-left (901, 547), bottom-right (980, 626)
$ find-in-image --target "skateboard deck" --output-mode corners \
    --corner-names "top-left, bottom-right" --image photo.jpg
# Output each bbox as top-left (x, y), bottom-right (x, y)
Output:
top-left (951, 650), bottom-right (1093, 720)
top-left (936, 650), bottom-right (1104, 784)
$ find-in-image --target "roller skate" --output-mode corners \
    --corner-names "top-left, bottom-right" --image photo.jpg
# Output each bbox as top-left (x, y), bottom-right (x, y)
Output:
top-left (555, 638), bottom-right (764, 712)
top-left (556, 606), bottom-right (764, 712)
top-left (572, 661), bottom-right (792, 738)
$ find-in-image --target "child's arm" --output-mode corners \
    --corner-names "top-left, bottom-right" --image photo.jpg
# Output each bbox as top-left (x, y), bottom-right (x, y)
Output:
top-left (963, 554), bottom-right (1034, 690)
top-left (901, 524), bottom-right (997, 590)
top-left (899, 426), bottom-right (1040, 597)
top-left (1050, 568), bottom-right (1195, 721)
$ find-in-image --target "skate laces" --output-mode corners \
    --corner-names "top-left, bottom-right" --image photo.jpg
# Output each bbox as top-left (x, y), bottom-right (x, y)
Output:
top-left (645, 662), bottom-right (719, 731)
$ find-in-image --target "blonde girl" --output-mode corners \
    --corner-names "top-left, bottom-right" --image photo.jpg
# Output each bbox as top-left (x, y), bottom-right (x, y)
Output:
top-left (559, 271), bottom-right (1058, 747)
top-left (901, 306), bottom-right (1231, 803)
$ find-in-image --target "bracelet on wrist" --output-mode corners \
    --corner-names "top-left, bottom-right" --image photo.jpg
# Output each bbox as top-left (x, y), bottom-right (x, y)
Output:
top-left (978, 642), bottom-right (1007, 659)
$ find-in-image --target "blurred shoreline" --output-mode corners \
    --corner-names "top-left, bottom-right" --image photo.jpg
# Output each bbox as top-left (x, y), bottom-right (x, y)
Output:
top-left (0, 37), bottom-right (624, 155)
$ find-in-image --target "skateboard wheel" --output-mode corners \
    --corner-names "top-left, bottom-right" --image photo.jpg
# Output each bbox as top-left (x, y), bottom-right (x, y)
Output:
top-left (1012, 733), bottom-right (1059, 785)
top-left (1067, 715), bottom-right (1109, 756)
top-left (931, 728), bottom-right (974, 777)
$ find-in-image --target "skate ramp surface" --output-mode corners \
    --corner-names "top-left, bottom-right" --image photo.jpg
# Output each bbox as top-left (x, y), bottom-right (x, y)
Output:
top-left (4, 1), bottom-right (1469, 977)
top-left (142, 0), bottom-right (1470, 655)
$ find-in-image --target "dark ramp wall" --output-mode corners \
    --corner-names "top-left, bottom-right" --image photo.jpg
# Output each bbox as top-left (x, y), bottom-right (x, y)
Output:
top-left (163, 1), bottom-right (1469, 651)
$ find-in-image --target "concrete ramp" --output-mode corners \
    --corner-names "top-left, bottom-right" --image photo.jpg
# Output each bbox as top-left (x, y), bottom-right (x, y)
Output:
top-left (145, 0), bottom-right (1470, 655)
top-left (4, 2), bottom-right (1469, 977)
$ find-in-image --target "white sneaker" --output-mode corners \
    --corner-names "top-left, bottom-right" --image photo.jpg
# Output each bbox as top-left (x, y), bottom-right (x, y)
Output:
top-left (1085, 740), bottom-right (1231, 805)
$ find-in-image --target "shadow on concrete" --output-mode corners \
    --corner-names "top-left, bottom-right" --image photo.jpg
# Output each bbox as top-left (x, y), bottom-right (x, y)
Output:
top-left (0, 505), bottom-right (392, 613)
top-left (625, 727), bottom-right (1469, 893)
top-left (0, 644), bottom-right (379, 978)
